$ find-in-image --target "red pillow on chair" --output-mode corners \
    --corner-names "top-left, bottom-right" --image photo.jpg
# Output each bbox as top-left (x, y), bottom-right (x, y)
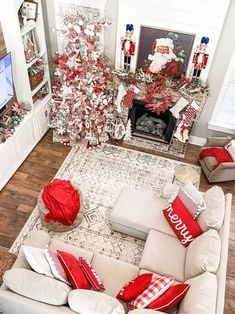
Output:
top-left (163, 196), bottom-right (202, 247)
top-left (57, 250), bottom-right (90, 289)
top-left (116, 273), bottom-right (153, 301)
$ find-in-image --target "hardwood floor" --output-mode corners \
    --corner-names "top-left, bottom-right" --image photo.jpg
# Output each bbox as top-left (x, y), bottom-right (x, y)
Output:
top-left (0, 129), bottom-right (234, 313)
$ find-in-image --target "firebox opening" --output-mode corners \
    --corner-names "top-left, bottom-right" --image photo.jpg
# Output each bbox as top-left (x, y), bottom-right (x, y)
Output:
top-left (129, 100), bottom-right (176, 144)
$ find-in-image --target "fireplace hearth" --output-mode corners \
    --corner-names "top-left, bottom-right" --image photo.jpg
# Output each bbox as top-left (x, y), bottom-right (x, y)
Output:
top-left (129, 100), bottom-right (176, 144)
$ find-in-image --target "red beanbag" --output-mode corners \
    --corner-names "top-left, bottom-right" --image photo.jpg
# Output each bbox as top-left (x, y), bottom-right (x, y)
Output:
top-left (116, 273), bottom-right (153, 302)
top-left (42, 179), bottom-right (80, 226)
top-left (57, 250), bottom-right (90, 289)
top-left (147, 284), bottom-right (190, 311)
top-left (163, 196), bottom-right (202, 247)
top-left (79, 257), bottom-right (105, 291)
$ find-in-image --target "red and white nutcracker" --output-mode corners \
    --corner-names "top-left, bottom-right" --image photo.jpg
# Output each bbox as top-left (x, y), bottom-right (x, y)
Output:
top-left (121, 24), bottom-right (135, 71)
top-left (174, 100), bottom-right (199, 143)
top-left (192, 36), bottom-right (209, 79)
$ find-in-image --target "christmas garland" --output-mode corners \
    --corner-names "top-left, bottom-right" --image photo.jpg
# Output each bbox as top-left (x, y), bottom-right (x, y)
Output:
top-left (0, 102), bottom-right (31, 144)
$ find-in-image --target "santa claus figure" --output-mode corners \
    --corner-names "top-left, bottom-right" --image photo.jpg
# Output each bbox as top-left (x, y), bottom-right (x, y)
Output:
top-left (121, 24), bottom-right (135, 71)
top-left (147, 38), bottom-right (180, 77)
top-left (192, 36), bottom-right (209, 79)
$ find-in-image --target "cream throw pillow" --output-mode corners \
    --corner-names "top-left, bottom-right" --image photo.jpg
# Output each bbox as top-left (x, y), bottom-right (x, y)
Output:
top-left (68, 290), bottom-right (125, 314)
top-left (3, 268), bottom-right (71, 305)
top-left (179, 272), bottom-right (217, 314)
top-left (22, 245), bottom-right (53, 277)
top-left (185, 229), bottom-right (221, 280)
top-left (197, 186), bottom-right (225, 231)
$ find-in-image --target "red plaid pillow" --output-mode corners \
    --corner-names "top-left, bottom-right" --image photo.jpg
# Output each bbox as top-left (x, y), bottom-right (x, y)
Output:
top-left (128, 276), bottom-right (174, 309)
top-left (78, 257), bottom-right (105, 291)
top-left (163, 196), bottom-right (202, 247)
top-left (116, 273), bottom-right (153, 301)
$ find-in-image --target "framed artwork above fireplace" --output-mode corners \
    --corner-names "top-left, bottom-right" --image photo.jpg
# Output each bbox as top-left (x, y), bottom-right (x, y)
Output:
top-left (136, 26), bottom-right (195, 78)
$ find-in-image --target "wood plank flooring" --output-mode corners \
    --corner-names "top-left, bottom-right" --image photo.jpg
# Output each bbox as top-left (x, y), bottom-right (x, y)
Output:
top-left (0, 129), bottom-right (234, 313)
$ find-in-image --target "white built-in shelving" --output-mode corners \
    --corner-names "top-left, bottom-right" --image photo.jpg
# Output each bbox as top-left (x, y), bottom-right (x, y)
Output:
top-left (0, 0), bottom-right (52, 190)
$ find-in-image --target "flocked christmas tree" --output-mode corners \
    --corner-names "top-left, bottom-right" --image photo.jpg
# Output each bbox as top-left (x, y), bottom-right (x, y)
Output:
top-left (50, 12), bottom-right (114, 147)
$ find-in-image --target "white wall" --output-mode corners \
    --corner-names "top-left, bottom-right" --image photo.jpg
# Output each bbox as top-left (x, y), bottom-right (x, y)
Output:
top-left (192, 0), bottom-right (235, 138)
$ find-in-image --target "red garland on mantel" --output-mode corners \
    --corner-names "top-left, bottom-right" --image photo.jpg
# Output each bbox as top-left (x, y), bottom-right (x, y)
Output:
top-left (143, 80), bottom-right (173, 115)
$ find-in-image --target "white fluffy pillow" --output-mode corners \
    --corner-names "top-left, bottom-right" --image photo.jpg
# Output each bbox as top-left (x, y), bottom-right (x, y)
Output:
top-left (68, 290), bottom-right (125, 314)
top-left (22, 245), bottom-right (53, 277)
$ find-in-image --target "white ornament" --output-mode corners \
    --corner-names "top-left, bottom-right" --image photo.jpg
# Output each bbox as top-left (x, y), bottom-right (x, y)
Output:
top-left (78, 20), bottom-right (84, 26)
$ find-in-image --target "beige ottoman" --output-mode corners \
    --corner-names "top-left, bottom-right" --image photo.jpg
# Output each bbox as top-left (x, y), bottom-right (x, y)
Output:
top-left (111, 187), bottom-right (175, 240)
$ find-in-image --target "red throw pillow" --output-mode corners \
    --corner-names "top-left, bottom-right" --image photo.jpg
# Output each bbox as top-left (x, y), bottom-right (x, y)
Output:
top-left (78, 257), bottom-right (105, 291)
top-left (128, 276), bottom-right (174, 310)
top-left (163, 196), bottom-right (202, 247)
top-left (116, 273), bottom-right (153, 302)
top-left (147, 284), bottom-right (190, 311)
top-left (57, 250), bottom-right (90, 289)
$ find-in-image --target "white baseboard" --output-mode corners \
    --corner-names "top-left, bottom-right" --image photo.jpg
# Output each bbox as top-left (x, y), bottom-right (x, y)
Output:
top-left (189, 135), bottom-right (206, 146)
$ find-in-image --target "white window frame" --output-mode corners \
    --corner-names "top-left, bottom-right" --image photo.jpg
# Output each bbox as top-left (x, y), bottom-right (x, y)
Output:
top-left (209, 49), bottom-right (235, 134)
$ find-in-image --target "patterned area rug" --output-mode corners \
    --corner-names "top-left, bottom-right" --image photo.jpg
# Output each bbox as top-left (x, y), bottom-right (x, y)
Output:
top-left (10, 144), bottom-right (200, 266)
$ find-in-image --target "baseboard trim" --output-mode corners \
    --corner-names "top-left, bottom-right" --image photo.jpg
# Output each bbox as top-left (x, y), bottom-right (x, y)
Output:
top-left (189, 135), bottom-right (206, 146)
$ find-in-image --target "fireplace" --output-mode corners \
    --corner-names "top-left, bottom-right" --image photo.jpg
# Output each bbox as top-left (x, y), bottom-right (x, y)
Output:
top-left (129, 100), bottom-right (176, 144)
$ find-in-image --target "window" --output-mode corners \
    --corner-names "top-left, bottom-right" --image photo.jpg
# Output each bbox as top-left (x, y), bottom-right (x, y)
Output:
top-left (209, 49), bottom-right (235, 133)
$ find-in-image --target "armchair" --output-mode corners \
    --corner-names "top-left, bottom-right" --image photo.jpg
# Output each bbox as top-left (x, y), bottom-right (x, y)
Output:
top-left (199, 136), bottom-right (235, 183)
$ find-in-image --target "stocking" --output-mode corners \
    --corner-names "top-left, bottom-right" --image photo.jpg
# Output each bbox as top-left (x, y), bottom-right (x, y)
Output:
top-left (174, 100), bottom-right (199, 143)
top-left (123, 85), bottom-right (140, 109)
top-left (115, 83), bottom-right (127, 113)
top-left (181, 100), bottom-right (199, 125)
top-left (170, 97), bottom-right (189, 118)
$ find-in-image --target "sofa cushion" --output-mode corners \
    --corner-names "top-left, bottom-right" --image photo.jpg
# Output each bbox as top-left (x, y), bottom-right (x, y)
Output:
top-left (185, 229), bottom-right (221, 280)
top-left (22, 245), bottom-right (53, 277)
top-left (57, 250), bottom-right (90, 289)
top-left (128, 276), bottom-right (174, 310)
top-left (68, 289), bottom-right (125, 314)
top-left (111, 187), bottom-right (176, 240)
top-left (139, 229), bottom-right (186, 282)
top-left (197, 186), bottom-right (225, 231)
top-left (91, 253), bottom-right (139, 297)
top-left (49, 238), bottom-right (93, 262)
top-left (146, 283), bottom-right (190, 311)
top-left (3, 268), bottom-right (71, 305)
top-left (178, 272), bottom-right (217, 314)
top-left (163, 196), bottom-right (203, 247)
top-left (116, 273), bottom-right (153, 302)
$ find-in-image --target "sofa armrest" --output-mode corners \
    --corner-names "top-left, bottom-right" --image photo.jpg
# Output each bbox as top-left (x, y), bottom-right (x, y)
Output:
top-left (204, 136), bottom-right (232, 147)
top-left (212, 162), bottom-right (235, 173)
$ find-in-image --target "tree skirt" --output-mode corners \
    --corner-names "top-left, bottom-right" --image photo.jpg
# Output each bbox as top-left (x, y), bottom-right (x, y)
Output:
top-left (10, 143), bottom-right (200, 266)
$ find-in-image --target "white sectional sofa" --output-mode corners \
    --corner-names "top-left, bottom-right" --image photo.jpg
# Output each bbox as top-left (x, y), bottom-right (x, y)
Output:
top-left (0, 184), bottom-right (232, 314)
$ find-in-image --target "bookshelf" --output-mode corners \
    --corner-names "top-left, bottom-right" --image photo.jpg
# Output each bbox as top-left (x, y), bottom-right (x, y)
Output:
top-left (0, 0), bottom-right (52, 190)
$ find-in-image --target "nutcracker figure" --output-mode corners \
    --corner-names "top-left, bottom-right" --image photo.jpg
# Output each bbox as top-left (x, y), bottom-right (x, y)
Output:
top-left (121, 24), bottom-right (135, 71)
top-left (192, 36), bottom-right (209, 79)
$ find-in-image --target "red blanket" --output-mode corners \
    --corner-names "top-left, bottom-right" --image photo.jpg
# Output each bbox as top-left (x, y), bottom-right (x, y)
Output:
top-left (199, 147), bottom-right (233, 169)
top-left (42, 179), bottom-right (80, 226)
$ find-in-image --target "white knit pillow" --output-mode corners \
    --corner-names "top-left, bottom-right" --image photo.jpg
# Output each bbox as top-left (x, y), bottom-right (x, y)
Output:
top-left (224, 139), bottom-right (235, 161)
